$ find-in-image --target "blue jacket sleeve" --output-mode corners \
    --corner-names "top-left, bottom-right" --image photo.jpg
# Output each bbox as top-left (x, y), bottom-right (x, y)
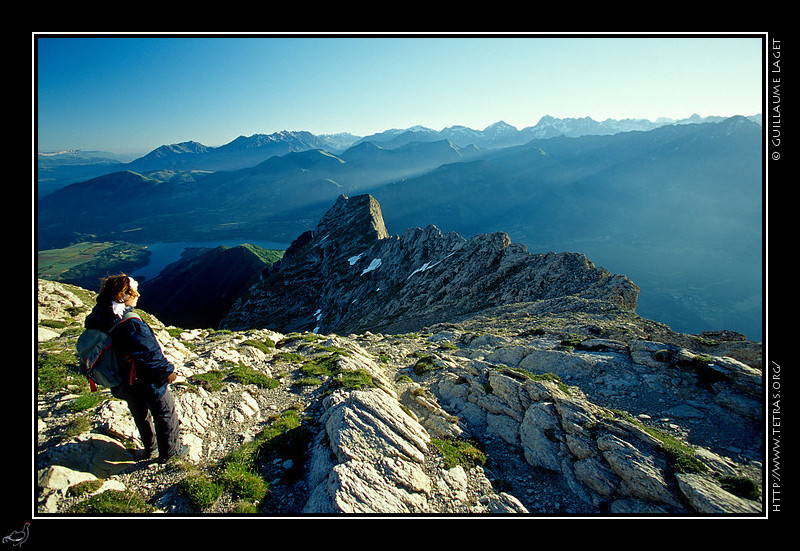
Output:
top-left (113, 318), bottom-right (175, 387)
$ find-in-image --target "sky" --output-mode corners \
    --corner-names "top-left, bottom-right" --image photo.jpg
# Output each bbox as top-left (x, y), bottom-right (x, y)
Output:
top-left (34, 33), bottom-right (765, 157)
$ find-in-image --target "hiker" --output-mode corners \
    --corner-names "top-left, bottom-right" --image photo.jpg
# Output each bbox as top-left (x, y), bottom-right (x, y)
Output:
top-left (84, 274), bottom-right (182, 463)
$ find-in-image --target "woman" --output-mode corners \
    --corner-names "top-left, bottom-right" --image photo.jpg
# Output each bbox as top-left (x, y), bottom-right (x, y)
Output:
top-left (84, 273), bottom-right (182, 463)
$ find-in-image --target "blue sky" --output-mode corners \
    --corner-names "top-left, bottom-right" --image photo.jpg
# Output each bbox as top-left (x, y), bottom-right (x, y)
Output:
top-left (35, 33), bottom-right (765, 156)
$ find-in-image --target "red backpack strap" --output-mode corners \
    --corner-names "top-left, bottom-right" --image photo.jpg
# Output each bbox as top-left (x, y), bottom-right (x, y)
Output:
top-left (81, 358), bottom-right (98, 392)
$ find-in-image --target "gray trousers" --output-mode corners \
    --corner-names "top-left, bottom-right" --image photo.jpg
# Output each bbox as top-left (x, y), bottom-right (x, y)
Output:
top-left (111, 382), bottom-right (180, 460)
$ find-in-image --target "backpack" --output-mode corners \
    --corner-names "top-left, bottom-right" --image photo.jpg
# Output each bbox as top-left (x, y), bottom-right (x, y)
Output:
top-left (75, 311), bottom-right (141, 391)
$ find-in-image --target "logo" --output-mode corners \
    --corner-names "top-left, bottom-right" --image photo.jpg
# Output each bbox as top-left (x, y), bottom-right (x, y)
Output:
top-left (2, 523), bottom-right (29, 548)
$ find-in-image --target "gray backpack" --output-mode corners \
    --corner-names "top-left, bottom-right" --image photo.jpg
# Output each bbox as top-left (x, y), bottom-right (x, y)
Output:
top-left (75, 311), bottom-right (141, 391)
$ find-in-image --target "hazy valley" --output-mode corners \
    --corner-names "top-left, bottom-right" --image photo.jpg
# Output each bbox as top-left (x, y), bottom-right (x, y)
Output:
top-left (37, 114), bottom-right (764, 340)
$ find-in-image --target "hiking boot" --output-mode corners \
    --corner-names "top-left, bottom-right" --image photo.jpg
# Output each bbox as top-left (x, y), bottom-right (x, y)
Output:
top-left (158, 444), bottom-right (189, 465)
top-left (130, 447), bottom-right (157, 461)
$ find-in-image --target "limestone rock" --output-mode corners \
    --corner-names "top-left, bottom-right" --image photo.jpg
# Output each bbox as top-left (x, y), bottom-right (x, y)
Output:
top-left (304, 388), bottom-right (431, 513)
top-left (676, 473), bottom-right (761, 514)
top-left (36, 235), bottom-right (763, 516)
top-left (41, 433), bottom-right (137, 478)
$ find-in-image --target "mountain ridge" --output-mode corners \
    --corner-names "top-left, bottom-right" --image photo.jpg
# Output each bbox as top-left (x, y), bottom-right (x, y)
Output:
top-left (38, 113), bottom-right (758, 196)
top-left (38, 116), bottom-right (760, 249)
top-left (36, 116), bottom-right (763, 339)
top-left (138, 243), bottom-right (284, 330)
top-left (221, 194), bottom-right (639, 335)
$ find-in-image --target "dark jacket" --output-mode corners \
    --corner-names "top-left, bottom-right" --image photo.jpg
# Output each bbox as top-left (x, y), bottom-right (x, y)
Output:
top-left (84, 303), bottom-right (175, 391)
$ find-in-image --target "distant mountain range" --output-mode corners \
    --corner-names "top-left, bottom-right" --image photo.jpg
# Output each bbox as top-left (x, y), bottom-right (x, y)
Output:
top-left (37, 114), bottom-right (761, 196)
top-left (36, 114), bottom-right (764, 340)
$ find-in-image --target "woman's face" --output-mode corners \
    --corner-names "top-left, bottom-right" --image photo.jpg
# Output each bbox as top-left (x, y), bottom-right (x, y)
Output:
top-left (124, 292), bottom-right (139, 308)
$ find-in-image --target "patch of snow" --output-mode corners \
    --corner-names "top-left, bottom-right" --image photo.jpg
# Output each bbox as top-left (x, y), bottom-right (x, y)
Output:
top-left (406, 252), bottom-right (457, 280)
top-left (361, 258), bottom-right (382, 275)
top-left (348, 253), bottom-right (365, 266)
top-left (313, 309), bottom-right (323, 333)
top-left (407, 262), bottom-right (433, 279)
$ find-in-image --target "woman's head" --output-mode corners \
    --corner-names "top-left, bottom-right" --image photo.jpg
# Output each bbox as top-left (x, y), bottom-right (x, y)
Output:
top-left (97, 274), bottom-right (140, 306)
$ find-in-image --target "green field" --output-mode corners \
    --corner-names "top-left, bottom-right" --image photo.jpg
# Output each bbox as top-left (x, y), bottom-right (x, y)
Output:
top-left (37, 241), bottom-right (151, 288)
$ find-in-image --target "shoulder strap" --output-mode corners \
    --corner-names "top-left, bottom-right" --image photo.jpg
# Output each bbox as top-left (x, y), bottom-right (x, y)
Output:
top-left (106, 311), bottom-right (143, 388)
top-left (110, 310), bottom-right (141, 332)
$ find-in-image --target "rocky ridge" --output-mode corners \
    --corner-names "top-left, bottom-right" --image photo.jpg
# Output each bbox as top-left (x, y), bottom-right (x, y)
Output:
top-left (37, 274), bottom-right (763, 516)
top-left (221, 194), bottom-right (639, 335)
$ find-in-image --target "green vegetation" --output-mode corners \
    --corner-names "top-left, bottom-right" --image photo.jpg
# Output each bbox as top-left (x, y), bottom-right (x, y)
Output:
top-left (717, 475), bottom-right (761, 501)
top-left (40, 319), bottom-right (69, 330)
top-left (430, 438), bottom-right (487, 470)
top-left (232, 500), bottom-right (259, 513)
top-left (63, 393), bottom-right (107, 412)
top-left (412, 355), bottom-right (439, 375)
top-left (692, 354), bottom-right (715, 367)
top-left (295, 352), bottom-right (375, 393)
top-left (66, 479), bottom-right (104, 497)
top-left (179, 472), bottom-right (223, 511)
top-left (207, 408), bottom-right (311, 511)
top-left (59, 414), bottom-right (92, 443)
top-left (189, 370), bottom-right (228, 392)
top-left (230, 363), bottom-right (280, 389)
top-left (37, 349), bottom-right (88, 394)
top-left (314, 344), bottom-right (350, 355)
top-left (188, 363), bottom-right (279, 391)
top-left (331, 368), bottom-right (374, 391)
top-left (437, 341), bottom-right (459, 351)
top-left (499, 366), bottom-right (572, 395)
top-left (657, 436), bottom-right (708, 474)
top-left (241, 338), bottom-right (276, 353)
top-left (67, 489), bottom-right (155, 513)
top-left (166, 327), bottom-right (185, 338)
top-left (37, 241), bottom-right (151, 289)
top-left (610, 409), bottom-right (708, 474)
top-left (299, 353), bottom-right (340, 379)
top-left (276, 352), bottom-right (303, 363)
top-left (689, 335), bottom-right (719, 347)
top-left (218, 462), bottom-right (269, 504)
top-left (559, 335), bottom-right (583, 349)
top-left (238, 243), bottom-right (283, 266)
top-left (529, 372), bottom-right (571, 394)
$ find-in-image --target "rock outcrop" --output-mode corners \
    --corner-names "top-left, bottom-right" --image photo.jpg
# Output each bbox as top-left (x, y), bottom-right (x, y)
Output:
top-left (221, 194), bottom-right (640, 335)
top-left (36, 277), bottom-right (763, 516)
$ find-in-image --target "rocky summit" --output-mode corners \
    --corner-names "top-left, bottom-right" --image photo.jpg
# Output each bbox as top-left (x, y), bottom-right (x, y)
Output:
top-left (221, 194), bottom-right (639, 335)
top-left (35, 196), bottom-right (764, 517)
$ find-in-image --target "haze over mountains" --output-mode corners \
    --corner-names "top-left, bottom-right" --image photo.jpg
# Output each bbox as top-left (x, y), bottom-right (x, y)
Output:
top-left (37, 113), bottom-right (758, 196)
top-left (36, 113), bottom-right (764, 340)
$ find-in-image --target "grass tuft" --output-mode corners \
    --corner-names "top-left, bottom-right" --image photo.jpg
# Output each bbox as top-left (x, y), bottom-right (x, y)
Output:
top-left (67, 489), bottom-right (155, 513)
top-left (178, 472), bottom-right (223, 511)
top-left (430, 437), bottom-right (487, 470)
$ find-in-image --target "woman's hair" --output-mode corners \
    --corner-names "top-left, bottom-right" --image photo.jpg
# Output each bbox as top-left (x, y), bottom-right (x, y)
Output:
top-left (96, 273), bottom-right (140, 304)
